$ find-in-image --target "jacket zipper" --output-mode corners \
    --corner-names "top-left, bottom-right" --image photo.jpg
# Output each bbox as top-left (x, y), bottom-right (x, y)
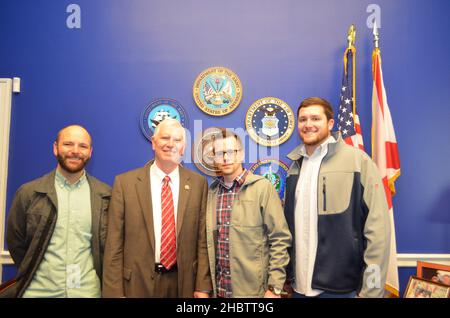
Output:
top-left (322, 176), bottom-right (327, 211)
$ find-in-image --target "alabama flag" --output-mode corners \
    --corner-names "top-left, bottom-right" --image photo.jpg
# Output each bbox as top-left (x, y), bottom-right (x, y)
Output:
top-left (371, 43), bottom-right (401, 297)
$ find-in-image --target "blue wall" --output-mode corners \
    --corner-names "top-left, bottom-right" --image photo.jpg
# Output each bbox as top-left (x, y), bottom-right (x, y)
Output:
top-left (1, 0), bottom-right (449, 291)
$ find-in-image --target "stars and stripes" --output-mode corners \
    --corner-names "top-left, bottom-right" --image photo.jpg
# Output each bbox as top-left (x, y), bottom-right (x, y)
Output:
top-left (203, 81), bottom-right (214, 100)
top-left (337, 46), bottom-right (365, 150)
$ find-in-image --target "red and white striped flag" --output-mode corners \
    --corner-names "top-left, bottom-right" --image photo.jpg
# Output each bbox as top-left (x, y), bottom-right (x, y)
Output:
top-left (371, 25), bottom-right (401, 297)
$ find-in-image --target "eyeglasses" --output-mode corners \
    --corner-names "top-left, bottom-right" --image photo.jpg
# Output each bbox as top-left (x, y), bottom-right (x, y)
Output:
top-left (214, 149), bottom-right (242, 159)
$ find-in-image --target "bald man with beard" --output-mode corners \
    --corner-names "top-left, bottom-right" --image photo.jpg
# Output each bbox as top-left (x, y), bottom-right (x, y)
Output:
top-left (3, 125), bottom-right (111, 298)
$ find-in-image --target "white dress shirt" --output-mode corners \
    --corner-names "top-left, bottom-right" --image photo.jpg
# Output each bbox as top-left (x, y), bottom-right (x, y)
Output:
top-left (150, 163), bottom-right (180, 263)
top-left (293, 135), bottom-right (336, 296)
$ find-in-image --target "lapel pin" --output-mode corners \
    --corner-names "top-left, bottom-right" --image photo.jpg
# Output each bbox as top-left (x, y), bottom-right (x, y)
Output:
top-left (185, 185), bottom-right (190, 190)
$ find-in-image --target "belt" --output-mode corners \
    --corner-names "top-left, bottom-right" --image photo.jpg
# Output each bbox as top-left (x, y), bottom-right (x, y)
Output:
top-left (155, 263), bottom-right (178, 274)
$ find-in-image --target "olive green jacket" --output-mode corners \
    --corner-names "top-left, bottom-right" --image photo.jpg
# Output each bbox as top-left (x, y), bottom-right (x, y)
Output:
top-left (206, 172), bottom-right (292, 297)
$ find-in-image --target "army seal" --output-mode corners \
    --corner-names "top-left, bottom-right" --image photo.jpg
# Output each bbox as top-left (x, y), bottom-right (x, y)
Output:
top-left (193, 66), bottom-right (242, 116)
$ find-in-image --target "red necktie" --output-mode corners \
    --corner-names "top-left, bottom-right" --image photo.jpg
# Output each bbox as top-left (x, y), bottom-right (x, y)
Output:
top-left (160, 176), bottom-right (177, 269)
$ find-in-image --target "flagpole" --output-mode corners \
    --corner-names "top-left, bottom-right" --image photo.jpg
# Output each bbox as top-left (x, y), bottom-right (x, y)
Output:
top-left (372, 22), bottom-right (378, 155)
top-left (373, 21), bottom-right (379, 49)
top-left (346, 24), bottom-right (357, 117)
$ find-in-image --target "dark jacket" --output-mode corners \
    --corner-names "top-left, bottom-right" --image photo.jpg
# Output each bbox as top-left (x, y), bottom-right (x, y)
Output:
top-left (3, 170), bottom-right (111, 298)
top-left (284, 133), bottom-right (390, 298)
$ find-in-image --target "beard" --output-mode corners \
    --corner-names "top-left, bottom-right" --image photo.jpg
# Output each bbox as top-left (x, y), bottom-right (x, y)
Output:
top-left (300, 129), bottom-right (331, 147)
top-left (56, 153), bottom-right (90, 174)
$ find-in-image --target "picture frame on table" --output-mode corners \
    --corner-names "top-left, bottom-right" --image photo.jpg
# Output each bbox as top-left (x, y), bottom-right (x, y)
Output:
top-left (404, 275), bottom-right (450, 298)
top-left (417, 261), bottom-right (450, 286)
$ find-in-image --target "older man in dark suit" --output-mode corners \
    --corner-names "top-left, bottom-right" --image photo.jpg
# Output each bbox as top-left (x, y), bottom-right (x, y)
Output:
top-left (102, 119), bottom-right (211, 298)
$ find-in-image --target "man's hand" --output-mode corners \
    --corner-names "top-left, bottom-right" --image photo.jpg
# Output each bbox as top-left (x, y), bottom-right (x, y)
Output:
top-left (264, 290), bottom-right (281, 298)
top-left (283, 280), bottom-right (294, 298)
top-left (194, 291), bottom-right (210, 298)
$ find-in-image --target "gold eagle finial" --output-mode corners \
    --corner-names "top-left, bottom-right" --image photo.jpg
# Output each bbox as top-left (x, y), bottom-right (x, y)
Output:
top-left (347, 24), bottom-right (356, 49)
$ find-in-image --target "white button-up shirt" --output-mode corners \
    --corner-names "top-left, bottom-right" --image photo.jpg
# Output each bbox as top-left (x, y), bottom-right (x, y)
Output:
top-left (293, 136), bottom-right (336, 296)
top-left (150, 163), bottom-right (180, 263)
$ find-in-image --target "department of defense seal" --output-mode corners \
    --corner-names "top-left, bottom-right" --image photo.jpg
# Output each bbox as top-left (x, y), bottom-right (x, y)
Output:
top-left (250, 159), bottom-right (289, 204)
top-left (245, 97), bottom-right (294, 146)
top-left (140, 98), bottom-right (188, 141)
top-left (193, 66), bottom-right (242, 116)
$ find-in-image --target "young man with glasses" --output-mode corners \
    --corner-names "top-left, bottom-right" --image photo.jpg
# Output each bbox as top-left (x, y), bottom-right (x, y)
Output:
top-left (205, 128), bottom-right (291, 298)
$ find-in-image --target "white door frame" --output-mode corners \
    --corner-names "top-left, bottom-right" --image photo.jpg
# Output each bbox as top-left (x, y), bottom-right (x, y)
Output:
top-left (0, 78), bottom-right (13, 281)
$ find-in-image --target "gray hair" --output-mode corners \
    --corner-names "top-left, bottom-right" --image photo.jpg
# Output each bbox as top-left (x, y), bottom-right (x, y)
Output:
top-left (153, 118), bottom-right (186, 142)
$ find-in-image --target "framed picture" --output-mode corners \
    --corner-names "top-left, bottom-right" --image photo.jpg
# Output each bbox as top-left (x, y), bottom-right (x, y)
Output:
top-left (404, 276), bottom-right (450, 298)
top-left (417, 261), bottom-right (450, 286)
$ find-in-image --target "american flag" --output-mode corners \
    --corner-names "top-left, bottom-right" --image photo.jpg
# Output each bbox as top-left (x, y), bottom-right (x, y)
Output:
top-left (371, 37), bottom-right (401, 297)
top-left (203, 81), bottom-right (214, 98)
top-left (337, 46), bottom-right (365, 150)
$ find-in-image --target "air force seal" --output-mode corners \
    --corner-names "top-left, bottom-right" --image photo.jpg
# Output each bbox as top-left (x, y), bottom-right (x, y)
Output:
top-left (250, 159), bottom-right (289, 204)
top-left (140, 98), bottom-right (188, 140)
top-left (245, 97), bottom-right (295, 146)
top-left (193, 66), bottom-right (242, 116)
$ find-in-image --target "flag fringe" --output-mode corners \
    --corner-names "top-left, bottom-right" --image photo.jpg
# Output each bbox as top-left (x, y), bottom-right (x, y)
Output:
top-left (385, 283), bottom-right (400, 298)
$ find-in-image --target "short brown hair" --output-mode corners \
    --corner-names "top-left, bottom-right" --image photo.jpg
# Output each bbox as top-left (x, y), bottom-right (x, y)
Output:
top-left (297, 97), bottom-right (334, 121)
top-left (211, 127), bottom-right (243, 153)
